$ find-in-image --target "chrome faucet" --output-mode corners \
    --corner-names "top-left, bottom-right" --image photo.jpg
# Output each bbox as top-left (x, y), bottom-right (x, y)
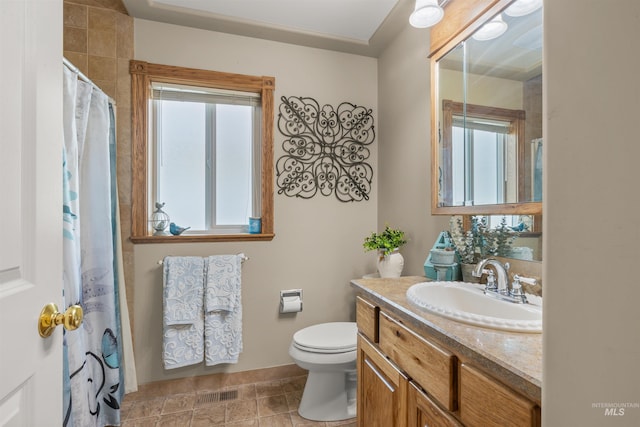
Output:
top-left (473, 258), bottom-right (510, 294)
top-left (472, 258), bottom-right (535, 304)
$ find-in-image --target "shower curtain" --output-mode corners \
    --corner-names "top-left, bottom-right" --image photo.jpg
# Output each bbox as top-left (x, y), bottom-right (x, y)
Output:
top-left (62, 65), bottom-right (133, 427)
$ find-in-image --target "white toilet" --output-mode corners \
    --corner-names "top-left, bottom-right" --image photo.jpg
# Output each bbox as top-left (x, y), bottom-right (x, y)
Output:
top-left (289, 322), bottom-right (358, 421)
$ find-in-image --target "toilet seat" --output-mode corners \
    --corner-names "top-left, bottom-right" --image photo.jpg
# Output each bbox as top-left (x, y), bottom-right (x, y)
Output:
top-left (292, 322), bottom-right (357, 354)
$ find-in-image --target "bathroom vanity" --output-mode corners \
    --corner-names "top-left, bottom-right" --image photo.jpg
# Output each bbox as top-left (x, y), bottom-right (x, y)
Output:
top-left (352, 276), bottom-right (541, 427)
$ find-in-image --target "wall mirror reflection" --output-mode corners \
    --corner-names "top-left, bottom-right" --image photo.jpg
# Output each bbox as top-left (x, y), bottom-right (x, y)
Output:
top-left (478, 214), bottom-right (541, 261)
top-left (433, 3), bottom-right (542, 214)
top-left (454, 214), bottom-right (542, 262)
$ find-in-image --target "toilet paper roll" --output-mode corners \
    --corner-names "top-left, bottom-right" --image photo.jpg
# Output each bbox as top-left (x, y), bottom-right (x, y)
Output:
top-left (280, 296), bottom-right (302, 313)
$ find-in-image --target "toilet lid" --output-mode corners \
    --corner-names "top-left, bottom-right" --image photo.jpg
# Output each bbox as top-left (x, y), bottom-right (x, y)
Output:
top-left (293, 322), bottom-right (357, 353)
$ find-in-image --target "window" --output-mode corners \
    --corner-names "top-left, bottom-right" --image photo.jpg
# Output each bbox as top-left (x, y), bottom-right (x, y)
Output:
top-left (130, 61), bottom-right (275, 242)
top-left (451, 115), bottom-right (513, 206)
top-left (440, 100), bottom-right (525, 207)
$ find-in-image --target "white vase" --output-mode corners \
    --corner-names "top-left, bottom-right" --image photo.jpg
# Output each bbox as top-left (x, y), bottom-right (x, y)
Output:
top-left (377, 249), bottom-right (404, 278)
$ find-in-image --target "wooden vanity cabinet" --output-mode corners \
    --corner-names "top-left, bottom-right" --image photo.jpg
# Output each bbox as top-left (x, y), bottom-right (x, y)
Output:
top-left (408, 381), bottom-right (463, 427)
top-left (459, 363), bottom-right (540, 427)
top-left (355, 295), bottom-right (541, 427)
top-left (356, 296), bottom-right (378, 342)
top-left (357, 334), bottom-right (408, 427)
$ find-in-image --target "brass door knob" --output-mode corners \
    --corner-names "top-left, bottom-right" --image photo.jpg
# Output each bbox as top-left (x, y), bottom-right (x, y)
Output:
top-left (38, 303), bottom-right (83, 338)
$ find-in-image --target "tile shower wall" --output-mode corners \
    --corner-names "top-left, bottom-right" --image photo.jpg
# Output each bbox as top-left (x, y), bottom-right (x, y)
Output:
top-left (63, 0), bottom-right (135, 331)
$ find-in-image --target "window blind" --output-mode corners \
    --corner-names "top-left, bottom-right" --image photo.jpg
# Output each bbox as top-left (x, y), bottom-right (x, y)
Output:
top-left (452, 115), bottom-right (511, 134)
top-left (151, 82), bottom-right (261, 107)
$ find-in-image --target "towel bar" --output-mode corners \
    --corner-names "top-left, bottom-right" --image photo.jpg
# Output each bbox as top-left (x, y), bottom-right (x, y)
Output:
top-left (157, 253), bottom-right (249, 265)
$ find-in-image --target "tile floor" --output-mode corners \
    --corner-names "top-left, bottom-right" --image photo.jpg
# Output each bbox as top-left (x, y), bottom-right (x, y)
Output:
top-left (121, 375), bottom-right (356, 427)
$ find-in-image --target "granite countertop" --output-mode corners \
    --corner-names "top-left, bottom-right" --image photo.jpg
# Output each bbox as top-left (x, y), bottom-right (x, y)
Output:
top-left (351, 276), bottom-right (542, 404)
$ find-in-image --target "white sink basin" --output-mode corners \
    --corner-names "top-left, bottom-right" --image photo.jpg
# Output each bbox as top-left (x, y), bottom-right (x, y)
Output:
top-left (406, 282), bottom-right (542, 333)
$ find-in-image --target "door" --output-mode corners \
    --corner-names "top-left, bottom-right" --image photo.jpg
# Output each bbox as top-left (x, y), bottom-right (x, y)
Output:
top-left (357, 334), bottom-right (408, 427)
top-left (407, 381), bottom-right (462, 427)
top-left (0, 0), bottom-right (63, 425)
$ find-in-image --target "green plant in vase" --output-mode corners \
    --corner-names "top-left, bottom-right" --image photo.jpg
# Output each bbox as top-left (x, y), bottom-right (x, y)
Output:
top-left (363, 226), bottom-right (407, 278)
top-left (484, 216), bottom-right (519, 258)
top-left (363, 226), bottom-right (407, 257)
top-left (450, 216), bottom-right (520, 281)
top-left (450, 216), bottom-right (487, 261)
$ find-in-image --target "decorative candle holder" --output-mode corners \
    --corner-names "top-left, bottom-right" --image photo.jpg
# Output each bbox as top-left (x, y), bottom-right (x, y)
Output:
top-left (150, 202), bottom-right (170, 236)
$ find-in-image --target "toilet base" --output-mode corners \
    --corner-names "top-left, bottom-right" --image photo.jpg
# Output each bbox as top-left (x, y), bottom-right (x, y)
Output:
top-left (298, 369), bottom-right (357, 422)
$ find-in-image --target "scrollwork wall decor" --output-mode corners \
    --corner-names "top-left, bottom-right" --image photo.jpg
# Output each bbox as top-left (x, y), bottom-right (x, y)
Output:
top-left (276, 96), bottom-right (375, 202)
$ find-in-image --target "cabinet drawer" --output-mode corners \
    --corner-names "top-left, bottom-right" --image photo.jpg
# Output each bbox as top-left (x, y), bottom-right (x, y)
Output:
top-left (408, 381), bottom-right (462, 427)
top-left (379, 311), bottom-right (456, 411)
top-left (459, 363), bottom-right (540, 427)
top-left (356, 296), bottom-right (378, 343)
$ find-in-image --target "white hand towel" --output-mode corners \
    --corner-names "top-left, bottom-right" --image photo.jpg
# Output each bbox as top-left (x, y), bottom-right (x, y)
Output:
top-left (205, 254), bottom-right (241, 312)
top-left (162, 256), bottom-right (205, 369)
top-left (204, 255), bottom-right (243, 365)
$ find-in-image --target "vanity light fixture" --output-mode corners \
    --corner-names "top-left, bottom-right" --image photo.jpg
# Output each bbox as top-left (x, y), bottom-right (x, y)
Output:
top-left (472, 13), bottom-right (508, 41)
top-left (504, 0), bottom-right (542, 17)
top-left (409, 0), bottom-right (444, 28)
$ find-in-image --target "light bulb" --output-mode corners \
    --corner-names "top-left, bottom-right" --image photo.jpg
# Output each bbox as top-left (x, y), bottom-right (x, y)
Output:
top-left (504, 0), bottom-right (543, 17)
top-left (472, 13), bottom-right (508, 41)
top-left (409, 0), bottom-right (444, 28)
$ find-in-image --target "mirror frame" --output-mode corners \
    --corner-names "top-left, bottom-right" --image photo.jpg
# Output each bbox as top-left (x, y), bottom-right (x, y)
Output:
top-left (429, 0), bottom-right (542, 216)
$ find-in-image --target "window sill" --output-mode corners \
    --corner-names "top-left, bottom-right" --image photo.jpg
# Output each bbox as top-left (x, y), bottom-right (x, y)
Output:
top-left (130, 233), bottom-right (275, 244)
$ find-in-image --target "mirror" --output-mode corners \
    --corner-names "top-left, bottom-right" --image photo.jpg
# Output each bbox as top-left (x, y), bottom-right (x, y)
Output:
top-left (432, 2), bottom-right (542, 215)
top-left (477, 215), bottom-right (542, 261)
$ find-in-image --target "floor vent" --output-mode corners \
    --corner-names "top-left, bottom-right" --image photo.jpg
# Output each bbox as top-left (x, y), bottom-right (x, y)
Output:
top-left (196, 389), bottom-right (238, 405)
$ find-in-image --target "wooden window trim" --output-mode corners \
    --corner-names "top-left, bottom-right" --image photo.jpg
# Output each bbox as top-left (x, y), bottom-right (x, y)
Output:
top-left (129, 60), bottom-right (275, 243)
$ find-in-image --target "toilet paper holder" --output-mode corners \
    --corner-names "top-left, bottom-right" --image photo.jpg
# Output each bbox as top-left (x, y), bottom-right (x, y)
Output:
top-left (280, 289), bottom-right (303, 313)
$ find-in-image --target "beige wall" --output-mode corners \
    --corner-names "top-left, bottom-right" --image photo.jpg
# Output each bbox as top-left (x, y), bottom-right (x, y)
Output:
top-left (377, 24), bottom-right (451, 275)
top-left (133, 19), bottom-right (379, 385)
top-left (544, 0), bottom-right (640, 425)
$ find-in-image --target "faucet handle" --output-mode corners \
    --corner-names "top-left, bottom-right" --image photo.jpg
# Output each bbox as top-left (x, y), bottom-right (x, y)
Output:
top-left (510, 275), bottom-right (533, 303)
top-left (514, 274), bottom-right (537, 286)
top-left (485, 270), bottom-right (498, 292)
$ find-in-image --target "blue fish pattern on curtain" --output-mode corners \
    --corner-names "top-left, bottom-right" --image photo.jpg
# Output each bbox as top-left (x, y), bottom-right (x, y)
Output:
top-left (62, 66), bottom-right (123, 427)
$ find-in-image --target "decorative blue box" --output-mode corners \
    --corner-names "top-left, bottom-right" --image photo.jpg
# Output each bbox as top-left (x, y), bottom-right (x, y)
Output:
top-left (249, 217), bottom-right (262, 234)
top-left (424, 231), bottom-right (461, 281)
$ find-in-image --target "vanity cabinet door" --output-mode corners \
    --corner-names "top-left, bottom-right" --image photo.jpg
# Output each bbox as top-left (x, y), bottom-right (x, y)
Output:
top-left (357, 334), bottom-right (408, 427)
top-left (459, 363), bottom-right (541, 427)
top-left (356, 296), bottom-right (379, 343)
top-left (408, 381), bottom-right (463, 427)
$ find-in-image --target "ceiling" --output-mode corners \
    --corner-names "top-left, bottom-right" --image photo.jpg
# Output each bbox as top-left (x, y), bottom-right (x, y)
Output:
top-left (121, 0), bottom-right (414, 57)
top-left (439, 8), bottom-right (543, 81)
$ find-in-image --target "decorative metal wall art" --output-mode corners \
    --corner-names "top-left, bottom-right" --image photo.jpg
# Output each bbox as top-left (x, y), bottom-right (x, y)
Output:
top-left (276, 96), bottom-right (374, 202)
